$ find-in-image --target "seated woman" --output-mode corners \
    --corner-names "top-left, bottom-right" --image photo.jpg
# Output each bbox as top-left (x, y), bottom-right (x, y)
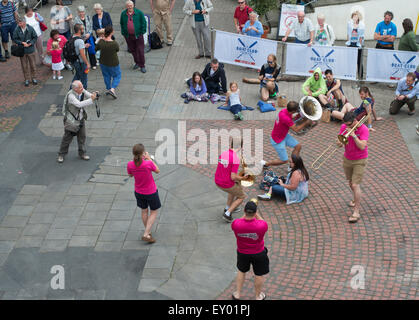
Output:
top-left (242, 12), bottom-right (263, 38)
top-left (224, 81), bottom-right (244, 120)
top-left (258, 154), bottom-right (309, 204)
top-left (331, 86), bottom-right (383, 131)
top-left (259, 54), bottom-right (280, 102)
top-left (302, 67), bottom-right (327, 99)
top-left (181, 71), bottom-right (208, 103)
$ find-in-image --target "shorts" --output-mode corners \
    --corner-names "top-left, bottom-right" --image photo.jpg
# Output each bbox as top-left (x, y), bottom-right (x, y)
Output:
top-left (216, 182), bottom-right (245, 199)
top-left (270, 135), bottom-right (299, 161)
top-left (343, 157), bottom-right (367, 185)
top-left (134, 190), bottom-right (161, 210)
top-left (1, 22), bottom-right (17, 43)
top-left (237, 247), bottom-right (269, 276)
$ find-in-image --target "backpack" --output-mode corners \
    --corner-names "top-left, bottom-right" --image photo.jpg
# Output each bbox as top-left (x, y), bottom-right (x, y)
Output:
top-left (63, 36), bottom-right (82, 64)
top-left (148, 31), bottom-right (162, 49)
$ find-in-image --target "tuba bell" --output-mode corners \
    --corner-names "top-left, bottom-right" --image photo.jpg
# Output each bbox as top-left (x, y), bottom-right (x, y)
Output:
top-left (239, 155), bottom-right (256, 187)
top-left (299, 96), bottom-right (323, 121)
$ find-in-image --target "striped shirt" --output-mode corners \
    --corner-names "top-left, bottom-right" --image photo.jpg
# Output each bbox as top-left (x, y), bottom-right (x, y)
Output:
top-left (0, 1), bottom-right (16, 25)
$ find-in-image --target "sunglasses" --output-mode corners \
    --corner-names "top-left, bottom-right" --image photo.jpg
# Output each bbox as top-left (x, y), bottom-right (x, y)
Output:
top-left (267, 60), bottom-right (274, 64)
top-left (238, 1), bottom-right (244, 4)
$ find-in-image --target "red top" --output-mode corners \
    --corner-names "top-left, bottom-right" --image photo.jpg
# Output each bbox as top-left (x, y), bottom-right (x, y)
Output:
top-left (51, 49), bottom-right (63, 64)
top-left (127, 12), bottom-right (135, 35)
top-left (46, 35), bottom-right (67, 55)
top-left (234, 5), bottom-right (253, 27)
top-left (271, 108), bottom-right (294, 144)
top-left (339, 123), bottom-right (369, 160)
top-left (232, 218), bottom-right (268, 254)
top-left (127, 160), bottom-right (158, 195)
top-left (214, 149), bottom-right (240, 189)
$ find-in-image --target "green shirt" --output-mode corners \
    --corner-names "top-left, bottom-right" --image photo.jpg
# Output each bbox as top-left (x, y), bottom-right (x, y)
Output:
top-left (398, 31), bottom-right (419, 52)
top-left (120, 8), bottom-right (147, 38)
top-left (95, 39), bottom-right (120, 67)
top-left (194, 1), bottom-right (204, 22)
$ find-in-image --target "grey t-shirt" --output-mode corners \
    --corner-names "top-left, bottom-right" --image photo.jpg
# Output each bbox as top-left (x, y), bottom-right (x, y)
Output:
top-left (74, 37), bottom-right (85, 60)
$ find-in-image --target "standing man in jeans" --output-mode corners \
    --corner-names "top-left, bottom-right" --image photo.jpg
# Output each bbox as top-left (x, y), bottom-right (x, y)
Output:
top-left (150, 0), bottom-right (176, 46)
top-left (0, 0), bottom-right (19, 60)
top-left (231, 200), bottom-right (269, 300)
top-left (374, 11), bottom-right (397, 50)
top-left (120, 0), bottom-right (147, 72)
top-left (71, 23), bottom-right (90, 89)
top-left (183, 0), bottom-right (213, 59)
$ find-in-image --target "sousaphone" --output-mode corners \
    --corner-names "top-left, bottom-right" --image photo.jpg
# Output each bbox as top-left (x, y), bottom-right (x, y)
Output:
top-left (299, 96), bottom-right (322, 121)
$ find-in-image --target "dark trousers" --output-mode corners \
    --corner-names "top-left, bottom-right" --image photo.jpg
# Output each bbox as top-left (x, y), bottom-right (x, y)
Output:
top-left (58, 123), bottom-right (87, 157)
top-left (125, 34), bottom-right (145, 68)
top-left (375, 42), bottom-right (394, 50)
top-left (72, 60), bottom-right (88, 89)
top-left (389, 97), bottom-right (416, 114)
top-left (230, 104), bottom-right (242, 115)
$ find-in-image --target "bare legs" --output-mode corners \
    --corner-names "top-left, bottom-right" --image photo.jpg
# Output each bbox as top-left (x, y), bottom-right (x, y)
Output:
top-left (226, 192), bottom-right (244, 213)
top-left (233, 272), bottom-right (266, 300)
top-left (141, 208), bottom-right (158, 239)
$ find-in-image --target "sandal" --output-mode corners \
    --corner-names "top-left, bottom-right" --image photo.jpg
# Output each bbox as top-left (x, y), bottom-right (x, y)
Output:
top-left (348, 201), bottom-right (355, 207)
top-left (349, 212), bottom-right (360, 223)
top-left (141, 234), bottom-right (156, 243)
top-left (232, 292), bottom-right (240, 300)
top-left (256, 292), bottom-right (266, 300)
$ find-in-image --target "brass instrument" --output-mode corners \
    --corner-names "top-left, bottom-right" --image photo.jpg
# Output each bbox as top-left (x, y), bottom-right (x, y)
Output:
top-left (299, 96), bottom-right (323, 121)
top-left (311, 115), bottom-right (369, 170)
top-left (239, 155), bottom-right (256, 187)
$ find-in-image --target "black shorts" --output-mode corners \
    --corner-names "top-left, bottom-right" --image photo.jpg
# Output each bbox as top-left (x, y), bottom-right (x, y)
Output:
top-left (134, 190), bottom-right (161, 211)
top-left (237, 247), bottom-right (269, 276)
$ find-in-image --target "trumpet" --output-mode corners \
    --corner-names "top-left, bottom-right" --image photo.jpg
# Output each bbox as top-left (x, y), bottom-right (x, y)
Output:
top-left (239, 155), bottom-right (256, 187)
top-left (311, 115), bottom-right (369, 170)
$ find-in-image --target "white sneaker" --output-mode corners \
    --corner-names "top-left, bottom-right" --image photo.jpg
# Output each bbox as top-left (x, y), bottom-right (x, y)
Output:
top-left (52, 75), bottom-right (56, 80)
top-left (287, 165), bottom-right (292, 172)
top-left (57, 76), bottom-right (63, 80)
top-left (260, 160), bottom-right (267, 167)
top-left (258, 193), bottom-right (271, 200)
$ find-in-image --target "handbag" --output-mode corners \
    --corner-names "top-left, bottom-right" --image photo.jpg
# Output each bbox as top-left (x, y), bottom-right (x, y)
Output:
top-left (63, 111), bottom-right (81, 133)
top-left (11, 44), bottom-right (24, 57)
top-left (36, 14), bottom-right (48, 31)
top-left (277, 95), bottom-right (287, 109)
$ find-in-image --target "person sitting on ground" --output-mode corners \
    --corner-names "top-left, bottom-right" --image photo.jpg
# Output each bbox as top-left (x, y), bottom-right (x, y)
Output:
top-left (224, 81), bottom-right (245, 120)
top-left (258, 154), bottom-right (309, 204)
top-left (242, 12), bottom-right (263, 38)
top-left (181, 71), bottom-right (208, 103)
top-left (200, 58), bottom-right (227, 95)
top-left (258, 54), bottom-right (280, 102)
top-left (331, 86), bottom-right (383, 131)
top-left (302, 67), bottom-right (327, 99)
top-left (318, 69), bottom-right (346, 110)
top-left (389, 72), bottom-right (418, 116)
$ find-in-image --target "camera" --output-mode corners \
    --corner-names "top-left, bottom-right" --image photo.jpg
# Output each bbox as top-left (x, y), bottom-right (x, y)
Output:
top-left (94, 91), bottom-right (100, 99)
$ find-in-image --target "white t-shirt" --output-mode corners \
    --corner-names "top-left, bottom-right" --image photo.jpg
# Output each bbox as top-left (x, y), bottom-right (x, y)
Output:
top-left (25, 14), bottom-right (42, 37)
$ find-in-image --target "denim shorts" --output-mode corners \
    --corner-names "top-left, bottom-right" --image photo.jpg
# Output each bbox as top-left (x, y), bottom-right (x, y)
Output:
top-left (1, 22), bottom-right (17, 43)
top-left (270, 135), bottom-right (299, 161)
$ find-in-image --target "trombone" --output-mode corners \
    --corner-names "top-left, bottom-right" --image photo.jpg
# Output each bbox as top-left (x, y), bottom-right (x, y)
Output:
top-left (311, 115), bottom-right (369, 170)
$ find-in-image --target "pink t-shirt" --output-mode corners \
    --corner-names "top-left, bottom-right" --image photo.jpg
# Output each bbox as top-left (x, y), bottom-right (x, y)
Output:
top-left (271, 108), bottom-right (294, 144)
top-left (127, 160), bottom-right (157, 195)
top-left (214, 149), bottom-right (240, 189)
top-left (339, 123), bottom-right (369, 160)
top-left (51, 49), bottom-right (62, 64)
top-left (231, 218), bottom-right (268, 254)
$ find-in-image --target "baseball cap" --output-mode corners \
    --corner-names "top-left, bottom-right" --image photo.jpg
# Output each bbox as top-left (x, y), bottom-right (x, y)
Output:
top-left (244, 200), bottom-right (257, 214)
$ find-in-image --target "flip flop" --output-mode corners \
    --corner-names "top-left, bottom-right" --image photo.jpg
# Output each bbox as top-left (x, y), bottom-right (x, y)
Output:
top-left (349, 213), bottom-right (360, 223)
top-left (231, 292), bottom-right (240, 300)
top-left (256, 292), bottom-right (266, 300)
top-left (348, 201), bottom-right (355, 207)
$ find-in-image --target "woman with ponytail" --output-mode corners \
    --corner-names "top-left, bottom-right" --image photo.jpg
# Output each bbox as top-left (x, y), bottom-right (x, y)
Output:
top-left (127, 144), bottom-right (160, 243)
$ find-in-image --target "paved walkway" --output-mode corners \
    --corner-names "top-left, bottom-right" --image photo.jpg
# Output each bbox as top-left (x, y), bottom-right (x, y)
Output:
top-left (0, 0), bottom-right (418, 300)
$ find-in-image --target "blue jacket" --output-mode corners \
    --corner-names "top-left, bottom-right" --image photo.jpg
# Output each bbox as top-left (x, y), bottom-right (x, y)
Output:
top-left (92, 11), bottom-right (112, 32)
top-left (190, 80), bottom-right (207, 95)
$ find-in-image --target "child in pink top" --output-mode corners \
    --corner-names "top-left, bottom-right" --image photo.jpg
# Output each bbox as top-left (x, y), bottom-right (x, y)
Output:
top-left (50, 41), bottom-right (64, 80)
top-left (127, 144), bottom-right (160, 244)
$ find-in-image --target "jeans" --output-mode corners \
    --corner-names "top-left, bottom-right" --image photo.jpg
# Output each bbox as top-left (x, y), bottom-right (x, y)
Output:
top-left (272, 184), bottom-right (286, 198)
top-left (230, 104), bottom-right (242, 115)
top-left (72, 60), bottom-right (88, 89)
top-left (295, 38), bottom-right (310, 44)
top-left (1, 22), bottom-right (17, 43)
top-left (60, 30), bottom-right (71, 40)
top-left (100, 64), bottom-right (121, 90)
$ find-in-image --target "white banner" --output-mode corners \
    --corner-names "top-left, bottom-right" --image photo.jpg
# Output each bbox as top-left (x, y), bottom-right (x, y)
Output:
top-left (366, 48), bottom-right (419, 83)
top-left (278, 4), bottom-right (304, 37)
top-left (214, 30), bottom-right (278, 69)
top-left (285, 43), bottom-right (358, 80)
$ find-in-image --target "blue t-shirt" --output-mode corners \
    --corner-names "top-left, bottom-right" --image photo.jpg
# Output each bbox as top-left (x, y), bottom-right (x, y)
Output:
top-left (194, 1), bottom-right (204, 22)
top-left (0, 1), bottom-right (16, 25)
top-left (355, 97), bottom-right (374, 116)
top-left (375, 21), bottom-right (397, 45)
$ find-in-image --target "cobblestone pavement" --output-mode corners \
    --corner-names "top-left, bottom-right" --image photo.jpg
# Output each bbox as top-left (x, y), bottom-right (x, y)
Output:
top-left (0, 0), bottom-right (418, 300)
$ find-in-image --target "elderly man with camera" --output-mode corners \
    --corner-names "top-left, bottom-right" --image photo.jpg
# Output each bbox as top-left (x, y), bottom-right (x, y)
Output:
top-left (57, 80), bottom-right (98, 164)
